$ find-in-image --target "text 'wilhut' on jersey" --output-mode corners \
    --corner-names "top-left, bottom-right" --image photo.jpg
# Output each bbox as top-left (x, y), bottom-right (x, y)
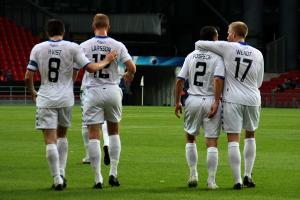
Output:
top-left (48, 49), bottom-right (62, 56)
top-left (91, 45), bottom-right (111, 52)
top-left (236, 49), bottom-right (252, 56)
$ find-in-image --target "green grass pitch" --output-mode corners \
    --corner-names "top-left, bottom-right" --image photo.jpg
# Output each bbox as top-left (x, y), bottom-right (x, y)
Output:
top-left (0, 105), bottom-right (299, 200)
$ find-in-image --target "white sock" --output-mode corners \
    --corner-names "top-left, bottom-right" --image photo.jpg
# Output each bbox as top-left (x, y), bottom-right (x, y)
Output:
top-left (82, 126), bottom-right (89, 158)
top-left (46, 144), bottom-right (60, 177)
top-left (57, 138), bottom-right (68, 177)
top-left (207, 147), bottom-right (218, 184)
top-left (244, 138), bottom-right (256, 178)
top-left (109, 134), bottom-right (121, 177)
top-left (88, 139), bottom-right (103, 183)
top-left (102, 122), bottom-right (109, 147)
top-left (228, 142), bottom-right (242, 184)
top-left (185, 143), bottom-right (198, 178)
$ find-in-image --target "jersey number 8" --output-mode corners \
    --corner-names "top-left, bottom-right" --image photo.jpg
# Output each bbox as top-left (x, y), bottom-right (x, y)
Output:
top-left (48, 58), bottom-right (60, 82)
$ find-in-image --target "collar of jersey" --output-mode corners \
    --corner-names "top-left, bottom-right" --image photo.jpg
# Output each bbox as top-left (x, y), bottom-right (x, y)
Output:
top-left (48, 40), bottom-right (63, 42)
top-left (94, 35), bottom-right (109, 39)
top-left (238, 41), bottom-right (248, 45)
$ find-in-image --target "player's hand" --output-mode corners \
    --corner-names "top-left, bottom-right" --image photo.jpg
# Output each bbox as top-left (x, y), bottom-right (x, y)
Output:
top-left (175, 102), bottom-right (182, 118)
top-left (31, 90), bottom-right (37, 103)
top-left (123, 71), bottom-right (135, 83)
top-left (208, 100), bottom-right (219, 118)
top-left (105, 50), bottom-right (117, 62)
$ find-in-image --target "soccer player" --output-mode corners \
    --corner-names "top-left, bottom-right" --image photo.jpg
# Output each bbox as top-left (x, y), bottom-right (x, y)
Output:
top-left (195, 21), bottom-right (264, 189)
top-left (175, 26), bottom-right (225, 189)
top-left (80, 13), bottom-right (136, 189)
top-left (24, 19), bottom-right (117, 191)
top-left (80, 71), bottom-right (110, 165)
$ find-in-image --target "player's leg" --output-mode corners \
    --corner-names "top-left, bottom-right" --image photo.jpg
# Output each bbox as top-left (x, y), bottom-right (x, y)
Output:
top-left (80, 89), bottom-right (90, 164)
top-left (83, 87), bottom-right (104, 188)
top-left (81, 125), bottom-right (90, 164)
top-left (223, 102), bottom-right (243, 189)
top-left (107, 121), bottom-right (121, 186)
top-left (242, 105), bottom-right (260, 187)
top-left (56, 107), bottom-right (72, 188)
top-left (57, 126), bottom-right (68, 188)
top-left (227, 133), bottom-right (242, 189)
top-left (185, 133), bottom-right (198, 188)
top-left (88, 123), bottom-right (103, 189)
top-left (104, 85), bottom-right (123, 187)
top-left (36, 108), bottom-right (63, 191)
top-left (206, 138), bottom-right (218, 189)
top-left (183, 95), bottom-right (202, 188)
top-left (204, 98), bottom-right (221, 189)
top-left (43, 129), bottom-right (63, 191)
top-left (102, 121), bottom-right (110, 165)
top-left (243, 130), bottom-right (256, 187)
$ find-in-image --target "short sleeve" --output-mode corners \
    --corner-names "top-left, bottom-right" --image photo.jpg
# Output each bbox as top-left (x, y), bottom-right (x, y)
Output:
top-left (118, 42), bottom-right (132, 64)
top-left (27, 45), bottom-right (39, 72)
top-left (177, 54), bottom-right (191, 80)
top-left (214, 57), bottom-right (225, 79)
top-left (73, 43), bottom-right (91, 70)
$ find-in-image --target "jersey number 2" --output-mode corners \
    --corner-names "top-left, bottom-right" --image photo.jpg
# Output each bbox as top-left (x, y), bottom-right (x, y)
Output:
top-left (48, 58), bottom-right (60, 82)
top-left (93, 54), bottom-right (110, 79)
top-left (193, 62), bottom-right (206, 86)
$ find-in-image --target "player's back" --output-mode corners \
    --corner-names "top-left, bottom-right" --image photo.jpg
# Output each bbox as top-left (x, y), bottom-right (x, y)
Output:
top-left (31, 40), bottom-right (80, 108)
top-left (221, 42), bottom-right (264, 106)
top-left (183, 49), bottom-right (224, 96)
top-left (80, 36), bottom-right (131, 87)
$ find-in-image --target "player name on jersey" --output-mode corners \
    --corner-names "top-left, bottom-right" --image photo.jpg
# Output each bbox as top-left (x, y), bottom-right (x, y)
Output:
top-left (48, 49), bottom-right (62, 56)
top-left (236, 49), bottom-right (252, 56)
top-left (91, 45), bottom-right (111, 52)
top-left (192, 53), bottom-right (212, 60)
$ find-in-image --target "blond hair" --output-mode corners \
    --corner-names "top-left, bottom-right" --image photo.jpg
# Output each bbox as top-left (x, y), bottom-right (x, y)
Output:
top-left (229, 21), bottom-right (248, 38)
top-left (92, 13), bottom-right (110, 30)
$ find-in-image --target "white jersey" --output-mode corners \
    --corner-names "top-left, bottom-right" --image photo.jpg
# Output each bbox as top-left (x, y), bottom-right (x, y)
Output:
top-left (27, 40), bottom-right (90, 108)
top-left (177, 49), bottom-right (225, 96)
top-left (195, 41), bottom-right (264, 106)
top-left (80, 36), bottom-right (132, 87)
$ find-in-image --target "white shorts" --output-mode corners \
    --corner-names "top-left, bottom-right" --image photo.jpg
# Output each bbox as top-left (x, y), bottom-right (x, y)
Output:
top-left (83, 85), bottom-right (123, 125)
top-left (183, 95), bottom-right (221, 138)
top-left (222, 101), bottom-right (261, 133)
top-left (35, 107), bottom-right (72, 129)
top-left (80, 89), bottom-right (87, 127)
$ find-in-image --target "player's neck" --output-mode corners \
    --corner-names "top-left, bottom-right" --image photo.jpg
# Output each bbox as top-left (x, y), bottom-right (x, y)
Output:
top-left (94, 29), bottom-right (108, 37)
top-left (49, 35), bottom-right (63, 41)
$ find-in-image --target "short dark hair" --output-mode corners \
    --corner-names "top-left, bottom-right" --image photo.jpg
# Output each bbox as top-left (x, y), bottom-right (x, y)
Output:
top-left (199, 26), bottom-right (218, 41)
top-left (46, 19), bottom-right (65, 37)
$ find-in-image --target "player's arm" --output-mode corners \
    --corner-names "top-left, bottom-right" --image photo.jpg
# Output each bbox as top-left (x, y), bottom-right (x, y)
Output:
top-left (195, 41), bottom-right (227, 56)
top-left (175, 78), bottom-right (185, 118)
top-left (208, 58), bottom-right (225, 118)
top-left (24, 70), bottom-right (37, 103)
top-left (208, 76), bottom-right (224, 118)
top-left (85, 50), bottom-right (117, 73)
top-left (123, 60), bottom-right (136, 83)
top-left (73, 69), bottom-right (79, 83)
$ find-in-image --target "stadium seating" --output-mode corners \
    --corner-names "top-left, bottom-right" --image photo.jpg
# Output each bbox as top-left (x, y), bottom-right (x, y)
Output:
top-left (0, 17), bottom-right (41, 82)
top-left (260, 70), bottom-right (300, 107)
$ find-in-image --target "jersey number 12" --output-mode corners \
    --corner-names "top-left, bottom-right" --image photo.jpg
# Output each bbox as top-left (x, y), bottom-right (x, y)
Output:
top-left (93, 54), bottom-right (110, 79)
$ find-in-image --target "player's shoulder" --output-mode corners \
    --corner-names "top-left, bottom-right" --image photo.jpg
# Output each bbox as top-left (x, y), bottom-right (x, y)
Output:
top-left (107, 37), bottom-right (126, 48)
